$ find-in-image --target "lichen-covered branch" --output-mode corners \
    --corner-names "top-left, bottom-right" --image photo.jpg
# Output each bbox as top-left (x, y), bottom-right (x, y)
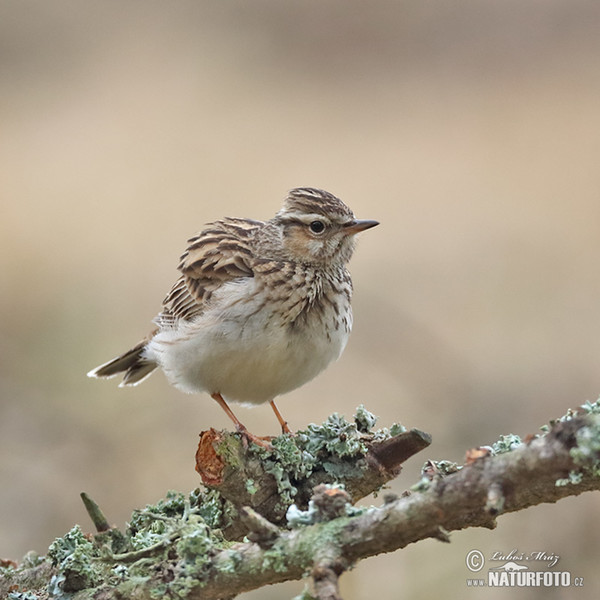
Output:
top-left (2, 404), bottom-right (600, 600)
top-left (194, 408), bottom-right (430, 539)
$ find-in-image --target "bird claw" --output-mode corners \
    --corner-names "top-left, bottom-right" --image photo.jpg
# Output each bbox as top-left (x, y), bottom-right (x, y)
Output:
top-left (236, 426), bottom-right (274, 450)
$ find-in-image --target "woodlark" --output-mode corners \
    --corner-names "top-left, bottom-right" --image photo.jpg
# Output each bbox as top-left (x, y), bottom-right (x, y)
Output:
top-left (88, 188), bottom-right (378, 440)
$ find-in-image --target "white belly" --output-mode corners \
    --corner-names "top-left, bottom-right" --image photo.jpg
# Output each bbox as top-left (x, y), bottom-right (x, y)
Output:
top-left (146, 279), bottom-right (351, 404)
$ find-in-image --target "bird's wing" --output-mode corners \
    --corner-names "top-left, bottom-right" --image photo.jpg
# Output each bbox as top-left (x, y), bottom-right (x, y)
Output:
top-left (156, 217), bottom-right (263, 326)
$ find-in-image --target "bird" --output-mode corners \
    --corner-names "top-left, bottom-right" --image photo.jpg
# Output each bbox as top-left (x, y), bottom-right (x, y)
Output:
top-left (88, 187), bottom-right (378, 444)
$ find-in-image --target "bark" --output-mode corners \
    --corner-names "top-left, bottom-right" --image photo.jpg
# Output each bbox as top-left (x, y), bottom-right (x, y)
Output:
top-left (194, 426), bottom-right (431, 539)
top-left (2, 412), bottom-right (599, 600)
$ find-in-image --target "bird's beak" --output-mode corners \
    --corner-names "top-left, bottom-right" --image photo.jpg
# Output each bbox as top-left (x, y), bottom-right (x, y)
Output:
top-left (343, 219), bottom-right (380, 235)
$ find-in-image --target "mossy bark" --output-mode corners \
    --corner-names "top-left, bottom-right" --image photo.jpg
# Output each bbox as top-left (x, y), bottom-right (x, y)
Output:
top-left (2, 411), bottom-right (600, 600)
top-left (195, 425), bottom-right (431, 539)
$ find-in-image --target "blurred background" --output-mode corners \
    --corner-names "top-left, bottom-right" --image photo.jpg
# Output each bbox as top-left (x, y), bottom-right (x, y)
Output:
top-left (2, 1), bottom-right (600, 598)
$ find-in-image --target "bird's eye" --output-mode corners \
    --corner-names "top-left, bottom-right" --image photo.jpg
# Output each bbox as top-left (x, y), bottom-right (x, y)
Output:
top-left (309, 220), bottom-right (326, 234)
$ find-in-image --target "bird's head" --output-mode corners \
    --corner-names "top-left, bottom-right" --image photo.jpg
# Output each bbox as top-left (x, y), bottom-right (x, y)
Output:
top-left (266, 187), bottom-right (378, 267)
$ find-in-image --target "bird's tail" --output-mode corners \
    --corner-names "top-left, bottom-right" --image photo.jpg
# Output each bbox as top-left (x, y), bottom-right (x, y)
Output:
top-left (87, 340), bottom-right (157, 387)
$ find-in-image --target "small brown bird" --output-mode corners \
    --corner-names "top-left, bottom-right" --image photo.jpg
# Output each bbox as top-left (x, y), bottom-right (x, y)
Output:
top-left (88, 188), bottom-right (378, 442)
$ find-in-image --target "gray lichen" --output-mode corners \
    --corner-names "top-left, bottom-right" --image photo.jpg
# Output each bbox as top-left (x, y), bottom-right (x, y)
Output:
top-left (410, 401), bottom-right (600, 494)
top-left (39, 487), bottom-right (241, 599)
top-left (47, 524), bottom-right (102, 594)
top-left (572, 420), bottom-right (600, 476)
top-left (245, 478), bottom-right (258, 495)
top-left (541, 398), bottom-right (600, 433)
top-left (6, 407), bottom-right (408, 599)
top-left (410, 460), bottom-right (461, 492)
top-left (7, 592), bottom-right (40, 600)
top-left (4, 405), bottom-right (600, 600)
top-left (555, 471), bottom-right (584, 487)
top-left (354, 404), bottom-right (378, 432)
top-left (537, 399), bottom-right (600, 485)
top-left (286, 484), bottom-right (369, 528)
top-left (491, 434), bottom-right (523, 454)
top-left (251, 406), bottom-right (405, 508)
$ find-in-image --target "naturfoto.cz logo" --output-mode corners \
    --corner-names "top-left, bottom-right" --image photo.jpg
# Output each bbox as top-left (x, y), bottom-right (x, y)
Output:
top-left (465, 549), bottom-right (584, 588)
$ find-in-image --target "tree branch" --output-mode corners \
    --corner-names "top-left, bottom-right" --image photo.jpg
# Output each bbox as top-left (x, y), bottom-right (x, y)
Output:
top-left (2, 408), bottom-right (600, 600)
top-left (194, 421), bottom-right (431, 539)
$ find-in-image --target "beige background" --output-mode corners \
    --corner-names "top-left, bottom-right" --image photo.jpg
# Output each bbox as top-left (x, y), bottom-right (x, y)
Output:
top-left (2, 1), bottom-right (600, 598)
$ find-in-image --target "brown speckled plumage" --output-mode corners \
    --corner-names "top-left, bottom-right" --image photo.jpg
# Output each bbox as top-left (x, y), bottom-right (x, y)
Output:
top-left (88, 188), bottom-right (378, 436)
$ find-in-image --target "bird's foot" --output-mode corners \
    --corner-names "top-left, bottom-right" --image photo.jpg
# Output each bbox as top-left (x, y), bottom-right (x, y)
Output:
top-left (236, 425), bottom-right (274, 450)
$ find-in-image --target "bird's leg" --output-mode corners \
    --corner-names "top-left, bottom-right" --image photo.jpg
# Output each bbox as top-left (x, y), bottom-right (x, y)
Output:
top-left (210, 393), bottom-right (271, 448)
top-left (211, 392), bottom-right (246, 430)
top-left (269, 399), bottom-right (291, 434)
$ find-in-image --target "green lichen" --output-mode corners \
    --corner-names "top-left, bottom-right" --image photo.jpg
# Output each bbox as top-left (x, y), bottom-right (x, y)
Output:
top-left (580, 399), bottom-right (600, 415)
top-left (41, 487), bottom-right (239, 598)
top-left (286, 497), bottom-right (369, 528)
top-left (271, 433), bottom-right (316, 477)
top-left (125, 490), bottom-right (245, 598)
top-left (491, 434), bottom-right (523, 454)
top-left (555, 470), bottom-right (584, 487)
top-left (93, 526), bottom-right (129, 558)
top-left (110, 563), bottom-right (129, 581)
top-left (8, 592), bottom-right (40, 600)
top-left (536, 400), bottom-right (600, 484)
top-left (249, 406), bottom-right (405, 508)
top-left (48, 524), bottom-right (102, 595)
top-left (47, 525), bottom-right (94, 566)
top-left (300, 413), bottom-right (368, 457)
top-left (389, 422), bottom-right (407, 436)
top-left (257, 433), bottom-right (317, 507)
top-left (214, 548), bottom-right (243, 574)
top-left (433, 460), bottom-right (461, 475)
top-left (128, 520), bottom-right (169, 552)
top-left (153, 545), bottom-right (242, 598)
top-left (27, 407), bottom-right (407, 597)
top-left (321, 457), bottom-right (368, 480)
top-left (410, 476), bottom-right (432, 492)
top-left (21, 552), bottom-right (45, 569)
top-left (164, 518), bottom-right (222, 597)
top-left (541, 398), bottom-right (600, 433)
top-left (191, 487), bottom-right (235, 531)
top-left (126, 488), bottom-right (233, 552)
top-left (0, 564), bottom-right (15, 579)
top-left (286, 483), bottom-right (369, 528)
top-left (215, 431), bottom-right (248, 468)
top-left (419, 459), bottom-right (461, 476)
top-left (354, 404), bottom-right (378, 432)
top-left (570, 416), bottom-right (600, 478)
top-left (176, 521), bottom-right (213, 563)
top-left (410, 459), bottom-right (462, 492)
top-left (126, 490), bottom-right (189, 552)
top-left (286, 502), bottom-right (319, 527)
top-left (261, 544), bottom-right (289, 574)
top-left (128, 490), bottom-right (186, 536)
top-left (245, 478), bottom-right (258, 495)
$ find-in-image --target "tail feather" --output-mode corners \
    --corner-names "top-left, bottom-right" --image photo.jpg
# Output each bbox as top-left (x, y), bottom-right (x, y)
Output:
top-left (87, 340), bottom-right (157, 387)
